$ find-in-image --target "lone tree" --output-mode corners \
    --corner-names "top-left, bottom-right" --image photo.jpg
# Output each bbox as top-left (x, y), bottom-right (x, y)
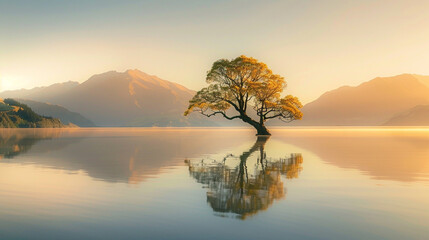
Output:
top-left (184, 55), bottom-right (303, 135)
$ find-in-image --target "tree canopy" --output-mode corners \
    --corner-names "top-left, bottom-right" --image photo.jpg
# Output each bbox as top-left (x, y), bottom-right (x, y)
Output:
top-left (185, 55), bottom-right (303, 135)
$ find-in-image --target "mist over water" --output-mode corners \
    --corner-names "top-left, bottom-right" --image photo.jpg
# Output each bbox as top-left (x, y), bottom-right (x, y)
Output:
top-left (0, 128), bottom-right (428, 239)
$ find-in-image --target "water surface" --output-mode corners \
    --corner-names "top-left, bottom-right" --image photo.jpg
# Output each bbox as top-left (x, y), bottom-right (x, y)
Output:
top-left (0, 128), bottom-right (428, 239)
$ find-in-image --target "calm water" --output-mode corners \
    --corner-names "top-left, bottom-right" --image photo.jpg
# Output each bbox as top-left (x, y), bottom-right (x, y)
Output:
top-left (0, 128), bottom-right (428, 240)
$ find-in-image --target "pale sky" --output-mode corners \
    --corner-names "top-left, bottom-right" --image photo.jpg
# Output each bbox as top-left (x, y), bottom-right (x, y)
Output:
top-left (1, 0), bottom-right (429, 104)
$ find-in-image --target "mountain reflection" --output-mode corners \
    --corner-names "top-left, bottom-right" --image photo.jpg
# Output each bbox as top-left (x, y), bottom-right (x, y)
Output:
top-left (186, 137), bottom-right (303, 219)
top-left (275, 129), bottom-right (429, 182)
top-left (0, 129), bottom-right (252, 184)
top-left (0, 129), bottom-right (63, 159)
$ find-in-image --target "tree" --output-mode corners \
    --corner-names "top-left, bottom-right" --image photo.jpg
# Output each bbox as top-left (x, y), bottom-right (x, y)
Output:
top-left (184, 55), bottom-right (303, 135)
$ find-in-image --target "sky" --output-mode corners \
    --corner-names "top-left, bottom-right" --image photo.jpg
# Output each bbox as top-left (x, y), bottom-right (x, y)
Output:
top-left (1, 0), bottom-right (429, 104)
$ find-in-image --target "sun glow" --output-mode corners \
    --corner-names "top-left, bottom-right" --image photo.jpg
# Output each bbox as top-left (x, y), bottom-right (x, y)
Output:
top-left (0, 75), bottom-right (28, 92)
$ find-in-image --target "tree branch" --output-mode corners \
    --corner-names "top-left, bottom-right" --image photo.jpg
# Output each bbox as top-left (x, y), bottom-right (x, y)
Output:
top-left (264, 113), bottom-right (283, 119)
top-left (199, 110), bottom-right (241, 120)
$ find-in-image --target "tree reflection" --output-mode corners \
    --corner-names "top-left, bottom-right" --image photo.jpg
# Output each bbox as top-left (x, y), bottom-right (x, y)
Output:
top-left (186, 137), bottom-right (303, 219)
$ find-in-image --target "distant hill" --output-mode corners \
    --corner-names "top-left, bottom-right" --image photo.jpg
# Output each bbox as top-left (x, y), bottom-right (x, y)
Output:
top-left (383, 105), bottom-right (429, 126)
top-left (0, 98), bottom-right (67, 128)
top-left (0, 70), bottom-right (218, 127)
top-left (294, 74), bottom-right (429, 126)
top-left (0, 81), bottom-right (79, 103)
top-left (17, 99), bottom-right (96, 127)
top-left (0, 100), bottom-right (13, 112)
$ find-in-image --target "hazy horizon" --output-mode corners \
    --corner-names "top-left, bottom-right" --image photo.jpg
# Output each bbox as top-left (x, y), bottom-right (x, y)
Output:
top-left (2, 0), bottom-right (429, 104)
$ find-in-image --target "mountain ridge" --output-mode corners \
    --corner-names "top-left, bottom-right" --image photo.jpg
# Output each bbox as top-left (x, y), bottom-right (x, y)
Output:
top-left (0, 69), bottom-right (215, 127)
top-left (0, 81), bottom-right (79, 103)
top-left (294, 74), bottom-right (429, 126)
top-left (2, 72), bottom-right (429, 127)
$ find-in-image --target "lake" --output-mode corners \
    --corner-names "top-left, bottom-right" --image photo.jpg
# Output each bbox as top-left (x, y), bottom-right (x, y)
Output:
top-left (0, 128), bottom-right (428, 239)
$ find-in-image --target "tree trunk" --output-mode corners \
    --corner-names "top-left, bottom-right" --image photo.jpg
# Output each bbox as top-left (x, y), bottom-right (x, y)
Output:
top-left (255, 124), bottom-right (271, 136)
top-left (240, 114), bottom-right (271, 136)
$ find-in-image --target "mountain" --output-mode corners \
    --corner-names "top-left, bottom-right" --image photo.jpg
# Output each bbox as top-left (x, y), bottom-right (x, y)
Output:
top-left (0, 98), bottom-right (67, 128)
top-left (6, 71), bottom-right (427, 127)
top-left (295, 74), bottom-right (429, 126)
top-left (16, 99), bottom-right (96, 127)
top-left (0, 81), bottom-right (79, 102)
top-left (383, 105), bottom-right (429, 126)
top-left (411, 74), bottom-right (429, 88)
top-left (0, 70), bottom-right (216, 127)
top-left (53, 69), bottom-right (206, 126)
